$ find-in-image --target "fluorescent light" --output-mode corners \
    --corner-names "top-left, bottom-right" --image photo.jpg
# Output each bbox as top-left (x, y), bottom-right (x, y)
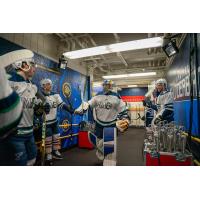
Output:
top-left (102, 74), bottom-right (128, 79)
top-left (128, 85), bottom-right (138, 88)
top-left (109, 37), bottom-right (163, 52)
top-left (103, 72), bottom-right (156, 79)
top-left (63, 37), bottom-right (163, 59)
top-left (127, 72), bottom-right (156, 77)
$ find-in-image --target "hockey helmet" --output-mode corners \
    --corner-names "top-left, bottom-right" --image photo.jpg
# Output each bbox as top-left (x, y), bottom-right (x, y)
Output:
top-left (103, 79), bottom-right (114, 86)
top-left (12, 59), bottom-right (37, 72)
top-left (156, 78), bottom-right (167, 86)
top-left (40, 78), bottom-right (52, 88)
top-left (0, 49), bottom-right (34, 69)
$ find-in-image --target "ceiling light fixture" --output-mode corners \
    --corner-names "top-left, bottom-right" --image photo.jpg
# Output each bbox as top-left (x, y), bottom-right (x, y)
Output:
top-left (63, 37), bottom-right (163, 59)
top-left (127, 85), bottom-right (138, 88)
top-left (103, 72), bottom-right (156, 79)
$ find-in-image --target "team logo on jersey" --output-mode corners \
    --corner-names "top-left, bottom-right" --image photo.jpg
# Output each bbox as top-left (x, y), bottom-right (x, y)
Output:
top-left (62, 82), bottom-right (71, 98)
top-left (97, 101), bottom-right (112, 109)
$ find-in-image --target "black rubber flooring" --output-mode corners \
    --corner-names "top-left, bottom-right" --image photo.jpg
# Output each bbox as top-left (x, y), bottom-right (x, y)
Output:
top-left (54, 127), bottom-right (145, 166)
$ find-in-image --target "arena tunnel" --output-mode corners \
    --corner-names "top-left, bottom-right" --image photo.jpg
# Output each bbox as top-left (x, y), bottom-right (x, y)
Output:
top-left (0, 33), bottom-right (200, 166)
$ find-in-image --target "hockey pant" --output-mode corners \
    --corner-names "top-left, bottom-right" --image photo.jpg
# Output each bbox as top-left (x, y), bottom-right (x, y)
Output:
top-left (45, 124), bottom-right (60, 154)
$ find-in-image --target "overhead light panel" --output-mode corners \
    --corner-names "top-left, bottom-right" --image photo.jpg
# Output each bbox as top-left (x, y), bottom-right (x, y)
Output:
top-left (63, 37), bottom-right (163, 59)
top-left (127, 85), bottom-right (138, 88)
top-left (103, 74), bottom-right (128, 79)
top-left (103, 72), bottom-right (156, 79)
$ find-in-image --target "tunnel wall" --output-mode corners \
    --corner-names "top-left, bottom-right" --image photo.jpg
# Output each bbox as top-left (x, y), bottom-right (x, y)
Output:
top-left (167, 34), bottom-right (200, 137)
top-left (0, 37), bottom-right (90, 148)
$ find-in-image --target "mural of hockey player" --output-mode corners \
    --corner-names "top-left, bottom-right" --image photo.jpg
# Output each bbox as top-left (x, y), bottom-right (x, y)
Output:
top-left (0, 50), bottom-right (50, 166)
top-left (75, 79), bottom-right (130, 165)
top-left (144, 79), bottom-right (174, 125)
top-left (153, 78), bottom-right (174, 124)
top-left (40, 78), bottom-right (74, 163)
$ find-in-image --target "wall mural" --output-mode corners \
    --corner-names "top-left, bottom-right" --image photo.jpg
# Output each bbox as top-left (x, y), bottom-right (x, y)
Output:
top-left (167, 34), bottom-right (200, 137)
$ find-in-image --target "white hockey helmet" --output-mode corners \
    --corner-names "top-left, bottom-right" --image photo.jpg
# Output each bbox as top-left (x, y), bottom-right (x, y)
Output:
top-left (102, 79), bottom-right (114, 92)
top-left (156, 78), bottom-right (167, 86)
top-left (40, 78), bottom-right (52, 88)
top-left (103, 79), bottom-right (114, 86)
top-left (12, 59), bottom-right (37, 72)
top-left (0, 49), bottom-right (34, 69)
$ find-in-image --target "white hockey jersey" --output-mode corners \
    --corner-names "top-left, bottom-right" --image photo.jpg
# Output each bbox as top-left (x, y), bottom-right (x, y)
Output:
top-left (43, 93), bottom-right (64, 125)
top-left (156, 90), bottom-right (174, 120)
top-left (9, 73), bottom-right (39, 135)
top-left (88, 91), bottom-right (128, 126)
top-left (0, 68), bottom-right (23, 138)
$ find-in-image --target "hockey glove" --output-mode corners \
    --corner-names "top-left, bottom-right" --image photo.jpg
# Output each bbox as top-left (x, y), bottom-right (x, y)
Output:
top-left (34, 103), bottom-right (44, 116)
top-left (74, 102), bottom-right (89, 114)
top-left (142, 100), bottom-right (147, 107)
top-left (62, 104), bottom-right (75, 114)
top-left (116, 119), bottom-right (129, 132)
top-left (141, 116), bottom-right (145, 121)
top-left (44, 102), bottom-right (50, 114)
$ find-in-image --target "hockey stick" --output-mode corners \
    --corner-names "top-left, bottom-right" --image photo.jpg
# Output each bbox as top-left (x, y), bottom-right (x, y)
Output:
top-left (41, 112), bottom-right (46, 166)
top-left (78, 77), bottom-right (87, 116)
top-left (59, 124), bottom-right (79, 127)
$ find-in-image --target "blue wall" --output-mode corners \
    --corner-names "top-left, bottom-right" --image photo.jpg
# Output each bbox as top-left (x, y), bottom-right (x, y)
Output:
top-left (0, 37), bottom-right (90, 148)
top-left (93, 86), bottom-right (103, 95)
top-left (167, 34), bottom-right (200, 137)
top-left (119, 87), bottom-right (148, 96)
top-left (93, 86), bottom-right (148, 97)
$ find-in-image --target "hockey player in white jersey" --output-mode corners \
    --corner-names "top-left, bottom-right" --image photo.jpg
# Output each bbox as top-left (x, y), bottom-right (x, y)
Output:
top-left (75, 80), bottom-right (130, 162)
top-left (40, 78), bottom-right (74, 163)
top-left (1, 51), bottom-right (50, 166)
top-left (0, 50), bottom-right (24, 140)
top-left (143, 97), bottom-right (154, 127)
top-left (142, 84), bottom-right (160, 131)
top-left (152, 79), bottom-right (174, 125)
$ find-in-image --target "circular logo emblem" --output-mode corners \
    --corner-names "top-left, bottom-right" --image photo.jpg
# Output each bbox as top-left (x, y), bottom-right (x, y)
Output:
top-left (61, 119), bottom-right (70, 132)
top-left (62, 82), bottom-right (71, 98)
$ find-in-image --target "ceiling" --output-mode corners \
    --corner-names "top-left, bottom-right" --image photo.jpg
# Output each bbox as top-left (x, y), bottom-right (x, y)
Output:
top-left (54, 33), bottom-right (184, 87)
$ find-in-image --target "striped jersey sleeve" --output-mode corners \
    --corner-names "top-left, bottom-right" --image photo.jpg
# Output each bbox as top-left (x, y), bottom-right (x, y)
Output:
top-left (117, 97), bottom-right (130, 120)
top-left (54, 94), bottom-right (65, 109)
top-left (0, 68), bottom-right (23, 139)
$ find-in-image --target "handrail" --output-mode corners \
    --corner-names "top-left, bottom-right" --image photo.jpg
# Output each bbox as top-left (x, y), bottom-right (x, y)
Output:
top-left (59, 124), bottom-right (79, 127)
top-left (35, 133), bottom-right (79, 145)
top-left (193, 159), bottom-right (200, 166)
top-left (182, 132), bottom-right (200, 144)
